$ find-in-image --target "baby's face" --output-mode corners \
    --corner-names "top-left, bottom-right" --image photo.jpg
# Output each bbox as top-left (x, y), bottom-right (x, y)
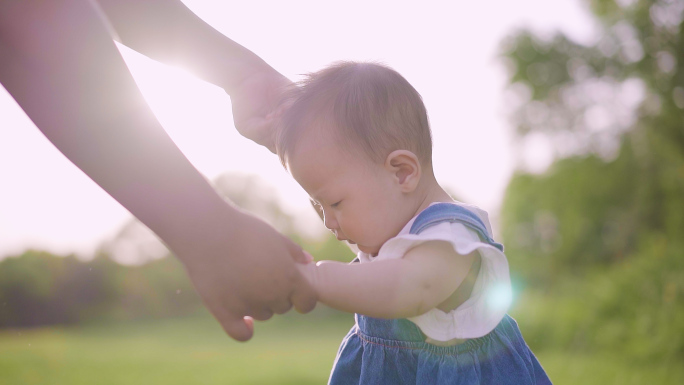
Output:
top-left (288, 133), bottom-right (410, 256)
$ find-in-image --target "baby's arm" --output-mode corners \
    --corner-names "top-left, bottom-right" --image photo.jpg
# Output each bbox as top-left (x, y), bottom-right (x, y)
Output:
top-left (300, 241), bottom-right (478, 318)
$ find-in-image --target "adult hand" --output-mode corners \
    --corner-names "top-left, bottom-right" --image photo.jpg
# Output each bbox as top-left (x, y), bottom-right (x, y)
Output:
top-left (0, 0), bottom-right (315, 342)
top-left (231, 68), bottom-right (292, 153)
top-left (179, 208), bottom-right (317, 341)
top-left (98, 0), bottom-right (293, 153)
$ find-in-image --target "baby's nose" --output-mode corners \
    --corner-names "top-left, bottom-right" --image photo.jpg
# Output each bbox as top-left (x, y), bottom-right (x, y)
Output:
top-left (326, 227), bottom-right (346, 241)
top-left (323, 213), bottom-right (338, 232)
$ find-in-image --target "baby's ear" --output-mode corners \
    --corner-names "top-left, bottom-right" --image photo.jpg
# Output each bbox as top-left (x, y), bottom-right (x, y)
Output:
top-left (385, 150), bottom-right (421, 193)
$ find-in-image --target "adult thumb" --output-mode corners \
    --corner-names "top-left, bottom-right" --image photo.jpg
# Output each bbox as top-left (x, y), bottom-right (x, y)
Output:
top-left (291, 278), bottom-right (318, 314)
top-left (221, 316), bottom-right (254, 342)
top-left (284, 236), bottom-right (309, 264)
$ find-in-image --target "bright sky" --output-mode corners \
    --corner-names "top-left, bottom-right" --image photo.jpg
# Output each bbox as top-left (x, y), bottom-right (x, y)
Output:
top-left (0, 0), bottom-right (597, 259)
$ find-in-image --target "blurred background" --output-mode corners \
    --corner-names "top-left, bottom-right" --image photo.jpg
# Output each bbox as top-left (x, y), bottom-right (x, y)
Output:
top-left (0, 0), bottom-right (682, 384)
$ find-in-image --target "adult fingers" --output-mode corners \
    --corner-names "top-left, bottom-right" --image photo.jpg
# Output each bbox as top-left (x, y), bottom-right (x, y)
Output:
top-left (302, 251), bottom-right (315, 263)
top-left (290, 278), bottom-right (318, 314)
top-left (284, 236), bottom-right (309, 264)
top-left (270, 299), bottom-right (293, 315)
top-left (285, 239), bottom-right (317, 313)
top-left (248, 307), bottom-right (274, 322)
top-left (209, 300), bottom-right (255, 342)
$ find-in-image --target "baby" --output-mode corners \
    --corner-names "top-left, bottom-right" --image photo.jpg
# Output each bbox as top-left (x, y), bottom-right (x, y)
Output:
top-left (276, 62), bottom-right (551, 385)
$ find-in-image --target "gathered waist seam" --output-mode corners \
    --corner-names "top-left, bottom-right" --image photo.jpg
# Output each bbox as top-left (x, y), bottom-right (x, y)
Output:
top-left (353, 326), bottom-right (492, 355)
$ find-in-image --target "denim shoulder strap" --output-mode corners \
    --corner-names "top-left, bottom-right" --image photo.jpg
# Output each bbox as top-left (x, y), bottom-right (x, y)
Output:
top-left (409, 203), bottom-right (504, 252)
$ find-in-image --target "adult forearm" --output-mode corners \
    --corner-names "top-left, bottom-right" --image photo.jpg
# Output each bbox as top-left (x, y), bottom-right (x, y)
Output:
top-left (98, 0), bottom-right (271, 92)
top-left (314, 260), bottom-right (432, 319)
top-left (0, 0), bottom-right (240, 260)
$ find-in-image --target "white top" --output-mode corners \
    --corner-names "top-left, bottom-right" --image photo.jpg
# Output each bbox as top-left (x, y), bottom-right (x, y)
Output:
top-left (356, 202), bottom-right (512, 341)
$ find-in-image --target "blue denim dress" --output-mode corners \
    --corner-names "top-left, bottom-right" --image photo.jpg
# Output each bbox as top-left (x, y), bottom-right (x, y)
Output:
top-left (328, 204), bottom-right (552, 385)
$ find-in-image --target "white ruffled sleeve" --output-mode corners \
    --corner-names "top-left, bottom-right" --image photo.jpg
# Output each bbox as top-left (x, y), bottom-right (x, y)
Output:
top-left (366, 221), bottom-right (512, 341)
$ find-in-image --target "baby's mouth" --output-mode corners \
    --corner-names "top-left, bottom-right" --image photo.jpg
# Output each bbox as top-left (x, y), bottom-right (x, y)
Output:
top-left (336, 235), bottom-right (356, 245)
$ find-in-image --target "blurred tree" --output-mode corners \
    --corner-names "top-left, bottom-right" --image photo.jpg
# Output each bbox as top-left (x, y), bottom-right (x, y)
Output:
top-left (101, 172), bottom-right (304, 265)
top-left (502, 146), bottom-right (642, 283)
top-left (0, 249), bottom-right (203, 327)
top-left (499, 0), bottom-right (683, 362)
top-left (213, 173), bottom-right (299, 236)
top-left (0, 172), bottom-right (349, 327)
top-left (501, 0), bottom-right (684, 282)
top-left (0, 251), bottom-right (119, 327)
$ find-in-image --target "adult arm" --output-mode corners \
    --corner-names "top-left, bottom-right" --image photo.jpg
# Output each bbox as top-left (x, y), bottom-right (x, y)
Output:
top-left (98, 0), bottom-right (289, 151)
top-left (301, 242), bottom-right (479, 318)
top-left (0, 0), bottom-right (315, 341)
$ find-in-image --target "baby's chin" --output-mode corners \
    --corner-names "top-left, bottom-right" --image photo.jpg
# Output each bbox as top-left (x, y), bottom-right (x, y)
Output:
top-left (357, 244), bottom-right (381, 257)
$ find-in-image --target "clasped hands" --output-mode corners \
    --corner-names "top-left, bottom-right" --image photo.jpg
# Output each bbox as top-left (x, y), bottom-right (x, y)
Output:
top-left (182, 69), bottom-right (317, 342)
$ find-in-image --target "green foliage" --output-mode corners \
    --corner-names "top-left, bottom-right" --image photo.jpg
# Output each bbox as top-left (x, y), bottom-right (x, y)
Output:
top-left (105, 256), bottom-right (201, 321)
top-left (502, 142), bottom-right (648, 284)
top-left (0, 251), bottom-right (118, 327)
top-left (501, 0), bottom-right (684, 364)
top-left (0, 166), bottom-right (357, 328)
top-left (513, 237), bottom-right (684, 363)
top-left (0, 232), bottom-right (348, 328)
top-left (0, 251), bottom-right (201, 327)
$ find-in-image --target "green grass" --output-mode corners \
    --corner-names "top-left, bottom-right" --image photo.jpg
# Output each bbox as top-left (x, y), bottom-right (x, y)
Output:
top-left (536, 351), bottom-right (683, 385)
top-left (1, 311), bottom-right (681, 385)
top-left (0, 310), bottom-right (353, 385)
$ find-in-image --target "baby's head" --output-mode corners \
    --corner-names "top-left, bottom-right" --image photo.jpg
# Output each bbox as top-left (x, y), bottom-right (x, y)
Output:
top-left (277, 61), bottom-right (432, 171)
top-left (277, 62), bottom-right (436, 255)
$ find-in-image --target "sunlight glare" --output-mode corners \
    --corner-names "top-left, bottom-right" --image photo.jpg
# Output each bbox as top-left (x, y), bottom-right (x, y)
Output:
top-left (487, 282), bottom-right (513, 313)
